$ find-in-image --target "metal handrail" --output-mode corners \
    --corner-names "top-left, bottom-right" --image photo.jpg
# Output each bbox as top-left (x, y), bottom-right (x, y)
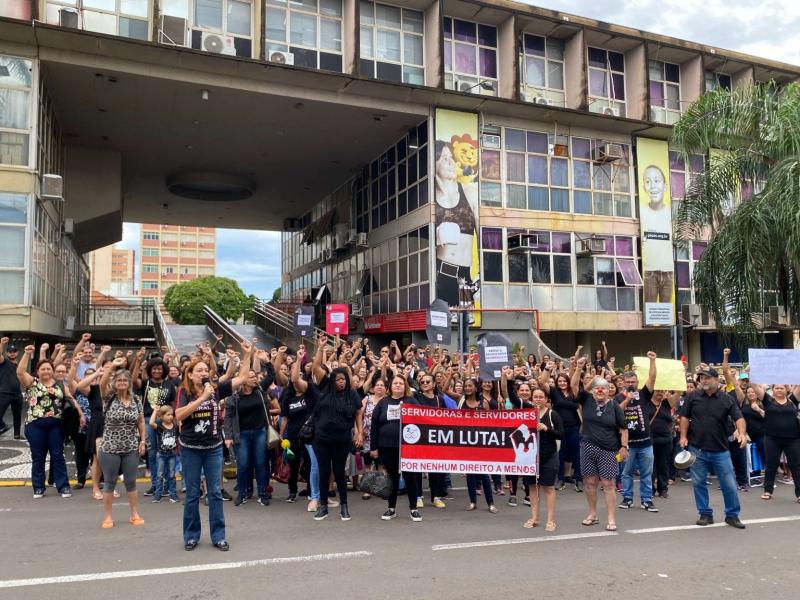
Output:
top-left (252, 301), bottom-right (333, 347)
top-left (153, 305), bottom-right (178, 357)
top-left (203, 306), bottom-right (245, 348)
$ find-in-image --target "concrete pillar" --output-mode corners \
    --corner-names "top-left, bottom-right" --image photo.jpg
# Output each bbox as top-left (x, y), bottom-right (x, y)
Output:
top-left (424, 0), bottom-right (442, 88)
top-left (625, 42), bottom-right (647, 121)
top-left (343, 0), bottom-right (358, 75)
top-left (563, 29), bottom-right (585, 110)
top-left (732, 65), bottom-right (755, 89)
top-left (497, 14), bottom-right (517, 100)
top-left (680, 54), bottom-right (704, 109)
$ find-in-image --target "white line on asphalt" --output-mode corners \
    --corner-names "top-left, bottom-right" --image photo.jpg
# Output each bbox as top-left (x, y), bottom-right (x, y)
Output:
top-left (0, 551), bottom-right (373, 589)
top-left (432, 531), bottom-right (616, 551)
top-left (626, 514), bottom-right (800, 534)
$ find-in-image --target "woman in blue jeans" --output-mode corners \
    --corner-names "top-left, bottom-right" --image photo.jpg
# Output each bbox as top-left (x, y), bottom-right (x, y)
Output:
top-left (177, 357), bottom-right (233, 551)
top-left (16, 344), bottom-right (86, 499)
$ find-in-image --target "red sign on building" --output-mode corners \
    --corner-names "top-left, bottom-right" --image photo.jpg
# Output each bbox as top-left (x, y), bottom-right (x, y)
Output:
top-left (325, 304), bottom-right (349, 335)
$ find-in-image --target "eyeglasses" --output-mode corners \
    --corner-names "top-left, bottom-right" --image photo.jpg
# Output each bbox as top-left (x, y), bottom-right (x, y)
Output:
top-left (421, 379), bottom-right (433, 384)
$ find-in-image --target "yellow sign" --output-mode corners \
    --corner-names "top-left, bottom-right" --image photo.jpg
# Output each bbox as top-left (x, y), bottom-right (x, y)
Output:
top-left (633, 356), bottom-right (687, 391)
top-left (636, 137), bottom-right (675, 326)
top-left (434, 109), bottom-right (481, 328)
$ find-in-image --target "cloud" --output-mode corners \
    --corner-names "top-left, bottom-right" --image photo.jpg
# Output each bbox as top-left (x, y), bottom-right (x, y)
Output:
top-left (117, 222), bottom-right (140, 251)
top-left (216, 228), bottom-right (282, 298)
top-left (523, 0), bottom-right (800, 65)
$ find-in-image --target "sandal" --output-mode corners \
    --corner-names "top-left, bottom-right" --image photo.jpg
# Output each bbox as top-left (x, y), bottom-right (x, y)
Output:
top-left (93, 491), bottom-right (103, 501)
top-left (761, 492), bottom-right (772, 500)
top-left (129, 516), bottom-right (145, 526)
top-left (523, 518), bottom-right (538, 529)
top-left (101, 520), bottom-right (114, 529)
top-left (606, 523), bottom-right (618, 532)
top-left (545, 521), bottom-right (556, 532)
top-left (581, 516), bottom-right (599, 526)
top-left (113, 491), bottom-right (120, 499)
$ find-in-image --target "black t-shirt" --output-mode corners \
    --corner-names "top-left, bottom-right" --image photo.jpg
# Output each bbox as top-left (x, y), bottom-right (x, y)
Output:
top-left (371, 397), bottom-right (404, 449)
top-left (237, 389), bottom-right (267, 431)
top-left (593, 359), bottom-right (608, 371)
top-left (763, 394), bottom-right (800, 440)
top-left (313, 376), bottom-right (362, 444)
top-left (624, 387), bottom-right (654, 448)
top-left (740, 402), bottom-right (765, 439)
top-left (550, 388), bottom-right (580, 428)
top-left (539, 408), bottom-right (564, 460)
top-left (411, 390), bottom-right (443, 408)
top-left (679, 390), bottom-right (742, 452)
top-left (577, 390), bottom-right (626, 451)
top-left (0, 359), bottom-right (21, 397)
top-left (178, 388), bottom-right (222, 450)
top-left (139, 379), bottom-right (176, 417)
top-left (280, 383), bottom-right (318, 440)
top-left (649, 399), bottom-right (674, 438)
top-left (156, 422), bottom-right (178, 454)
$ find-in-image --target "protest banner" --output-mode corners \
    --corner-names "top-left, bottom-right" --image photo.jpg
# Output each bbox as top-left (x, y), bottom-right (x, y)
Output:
top-left (749, 349), bottom-right (800, 384)
top-left (426, 299), bottom-right (452, 346)
top-left (325, 304), bottom-right (349, 335)
top-left (294, 305), bottom-right (315, 338)
top-left (400, 405), bottom-right (538, 475)
top-left (632, 357), bottom-right (688, 391)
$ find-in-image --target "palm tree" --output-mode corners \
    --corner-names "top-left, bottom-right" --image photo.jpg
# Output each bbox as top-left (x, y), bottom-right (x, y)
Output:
top-left (671, 81), bottom-right (800, 351)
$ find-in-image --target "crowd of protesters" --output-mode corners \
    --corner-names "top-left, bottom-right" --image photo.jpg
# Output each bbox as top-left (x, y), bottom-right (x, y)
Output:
top-left (1, 331), bottom-right (799, 550)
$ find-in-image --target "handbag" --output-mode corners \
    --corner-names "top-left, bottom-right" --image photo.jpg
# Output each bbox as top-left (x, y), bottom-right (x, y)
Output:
top-left (299, 415), bottom-right (315, 444)
top-left (359, 467), bottom-right (393, 500)
top-left (257, 389), bottom-right (281, 450)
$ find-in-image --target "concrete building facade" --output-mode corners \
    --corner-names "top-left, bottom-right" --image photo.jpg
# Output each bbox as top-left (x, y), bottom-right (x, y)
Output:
top-left (90, 244), bottom-right (135, 297)
top-left (0, 0), bottom-right (797, 360)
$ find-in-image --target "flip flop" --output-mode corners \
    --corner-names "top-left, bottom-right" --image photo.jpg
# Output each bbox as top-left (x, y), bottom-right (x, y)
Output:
top-left (761, 492), bottom-right (772, 500)
top-left (101, 520), bottom-right (114, 529)
top-left (523, 518), bottom-right (538, 528)
top-left (581, 517), bottom-right (599, 526)
top-left (545, 521), bottom-right (557, 532)
top-left (93, 492), bottom-right (103, 501)
top-left (113, 491), bottom-right (120, 499)
top-left (129, 517), bottom-right (145, 526)
top-left (606, 523), bottom-right (618, 531)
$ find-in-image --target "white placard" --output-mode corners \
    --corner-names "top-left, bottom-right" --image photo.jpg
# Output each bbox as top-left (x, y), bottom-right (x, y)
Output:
top-left (748, 349), bottom-right (800, 384)
top-left (484, 346), bottom-right (509, 364)
top-left (329, 312), bottom-right (345, 324)
top-left (429, 311), bottom-right (448, 328)
top-left (297, 314), bottom-right (312, 326)
top-left (645, 303), bottom-right (674, 326)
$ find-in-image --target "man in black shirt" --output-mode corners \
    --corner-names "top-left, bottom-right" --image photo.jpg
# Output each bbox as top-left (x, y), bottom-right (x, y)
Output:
top-left (0, 338), bottom-right (23, 438)
top-left (679, 367), bottom-right (747, 529)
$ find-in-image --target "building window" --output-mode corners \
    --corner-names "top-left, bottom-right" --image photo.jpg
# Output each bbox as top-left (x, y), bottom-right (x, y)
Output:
top-left (520, 34), bottom-right (565, 106)
top-left (0, 55), bottom-right (33, 167)
top-left (360, 1), bottom-right (424, 85)
top-left (668, 150), bottom-right (704, 217)
top-left (143, 231), bottom-right (160, 240)
top-left (481, 228), bottom-right (503, 283)
top-left (443, 17), bottom-right (498, 96)
top-left (142, 265), bottom-right (158, 273)
top-left (142, 281), bottom-right (159, 290)
top-left (649, 60), bottom-right (681, 124)
top-left (397, 226), bottom-right (429, 312)
top-left (45, 0), bottom-right (150, 40)
top-left (676, 241), bottom-right (707, 307)
top-left (587, 47), bottom-right (625, 116)
top-left (704, 71), bottom-right (731, 92)
top-left (265, 0), bottom-right (343, 72)
top-left (574, 234), bottom-right (639, 311)
top-left (163, 266), bottom-right (175, 274)
top-left (0, 192), bottom-right (28, 304)
top-left (143, 248), bottom-right (159, 257)
top-left (572, 137), bottom-right (632, 217)
top-left (353, 168), bottom-right (370, 233)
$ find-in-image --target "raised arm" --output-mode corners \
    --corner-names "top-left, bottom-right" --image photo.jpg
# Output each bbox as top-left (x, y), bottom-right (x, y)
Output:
top-left (644, 350), bottom-right (657, 393)
top-left (230, 341), bottom-right (253, 389)
top-left (291, 348), bottom-right (308, 393)
top-left (72, 332), bottom-right (91, 358)
top-left (131, 347), bottom-right (146, 389)
top-left (312, 332), bottom-right (328, 383)
top-left (0, 336), bottom-right (7, 364)
top-left (601, 341), bottom-right (608, 361)
top-left (16, 345), bottom-right (35, 388)
top-left (537, 362), bottom-right (552, 395)
top-left (272, 346), bottom-right (289, 387)
top-left (570, 357), bottom-right (586, 397)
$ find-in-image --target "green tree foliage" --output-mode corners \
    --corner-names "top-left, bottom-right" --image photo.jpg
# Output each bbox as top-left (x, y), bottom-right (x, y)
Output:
top-left (163, 276), bottom-right (249, 325)
top-left (672, 81), bottom-right (800, 352)
top-left (271, 287), bottom-right (282, 302)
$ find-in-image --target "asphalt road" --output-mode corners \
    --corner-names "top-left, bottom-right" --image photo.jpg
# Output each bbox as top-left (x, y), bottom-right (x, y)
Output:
top-left (0, 476), bottom-right (798, 600)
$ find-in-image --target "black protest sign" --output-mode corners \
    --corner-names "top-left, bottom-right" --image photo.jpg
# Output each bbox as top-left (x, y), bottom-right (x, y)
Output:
top-left (426, 299), bottom-right (451, 346)
top-left (477, 332), bottom-right (513, 381)
top-left (294, 305), bottom-right (315, 338)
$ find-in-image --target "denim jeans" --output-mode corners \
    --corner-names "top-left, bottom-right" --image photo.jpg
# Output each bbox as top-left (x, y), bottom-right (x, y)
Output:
top-left (234, 427), bottom-right (267, 498)
top-left (558, 425), bottom-right (582, 482)
top-left (147, 424), bottom-right (159, 489)
top-left (466, 474), bottom-right (494, 506)
top-left (689, 446), bottom-right (741, 518)
top-left (306, 443), bottom-right (320, 501)
top-left (182, 445), bottom-right (226, 544)
top-left (155, 452), bottom-right (177, 498)
top-left (25, 417), bottom-right (68, 493)
top-left (622, 445), bottom-right (654, 502)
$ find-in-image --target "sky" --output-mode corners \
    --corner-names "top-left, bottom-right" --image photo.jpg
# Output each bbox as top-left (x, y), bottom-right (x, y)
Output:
top-left (117, 1), bottom-right (798, 298)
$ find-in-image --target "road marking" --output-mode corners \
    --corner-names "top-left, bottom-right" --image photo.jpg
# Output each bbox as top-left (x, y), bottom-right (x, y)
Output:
top-left (626, 514), bottom-right (800, 534)
top-left (432, 531), bottom-right (616, 551)
top-left (0, 551), bottom-right (373, 589)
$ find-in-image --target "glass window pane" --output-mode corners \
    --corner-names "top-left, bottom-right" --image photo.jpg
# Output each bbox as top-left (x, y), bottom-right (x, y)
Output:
top-left (479, 48), bottom-right (496, 78)
top-left (0, 131), bottom-right (29, 166)
top-left (616, 259), bottom-right (643, 285)
top-left (553, 255), bottom-right (571, 284)
top-left (545, 38), bottom-right (563, 60)
top-left (480, 182), bottom-right (501, 207)
top-left (195, 0), bottom-right (223, 29)
top-left (618, 288), bottom-right (635, 311)
top-left (0, 271), bottom-right (23, 304)
top-left (573, 160), bottom-right (590, 188)
top-left (649, 60), bottom-right (663, 80)
top-left (552, 232), bottom-right (571, 253)
top-left (524, 34), bottom-right (545, 56)
top-left (597, 288), bottom-right (617, 311)
top-left (612, 167), bottom-right (630, 192)
top-left (574, 190), bottom-right (592, 214)
top-left (614, 194), bottom-right (631, 217)
top-left (0, 193), bottom-right (27, 224)
top-left (227, 1), bottom-right (251, 35)
top-left (547, 61), bottom-right (564, 90)
top-left (481, 227), bottom-right (502, 250)
top-left (551, 158), bottom-right (568, 186)
top-left (676, 261), bottom-right (690, 288)
top-left (376, 4), bottom-right (400, 28)
top-left (525, 57), bottom-right (545, 86)
top-left (320, 0), bottom-right (341, 18)
top-left (572, 137), bottom-right (590, 160)
top-left (403, 9), bottom-right (423, 33)
top-left (419, 250), bottom-right (429, 281)
top-left (596, 257), bottom-right (615, 285)
top-left (576, 256), bottom-right (594, 285)
top-left (665, 62), bottom-right (680, 83)
top-left (505, 129), bottom-right (526, 151)
top-left (453, 19), bottom-right (475, 43)
top-left (650, 81), bottom-right (664, 107)
top-left (608, 51), bottom-right (624, 72)
top-left (587, 47), bottom-right (606, 69)
top-left (320, 18), bottom-right (341, 51)
top-left (611, 73), bottom-right (625, 100)
top-left (0, 226), bottom-right (24, 267)
top-left (478, 24), bottom-right (496, 47)
top-left (359, 25), bottom-right (372, 57)
top-left (508, 254), bottom-right (528, 283)
top-left (121, 0), bottom-right (148, 17)
top-left (403, 66), bottom-right (424, 85)
top-left (593, 164), bottom-right (611, 190)
top-left (404, 33), bottom-right (423, 65)
top-left (506, 153), bottom-right (525, 182)
top-left (527, 155), bottom-right (547, 184)
top-left (84, 0), bottom-right (115, 9)
top-left (454, 43), bottom-right (476, 74)
top-left (483, 252), bottom-right (502, 282)
top-left (594, 192), bottom-right (613, 215)
top-left (551, 189), bottom-right (569, 212)
top-left (589, 69), bottom-right (607, 96)
top-left (290, 12), bottom-right (317, 46)
top-left (82, 10), bottom-right (116, 34)
top-left (692, 242), bottom-right (707, 261)
top-left (267, 9), bottom-right (287, 41)
top-left (444, 41), bottom-right (451, 70)
top-left (528, 187), bottom-right (548, 211)
top-left (506, 184), bottom-right (526, 209)
top-left (0, 57), bottom-right (32, 87)
top-left (0, 90), bottom-right (29, 129)
top-left (359, 0), bottom-right (373, 25)
top-left (614, 236), bottom-right (633, 256)
top-left (526, 131), bottom-right (548, 153)
top-left (120, 17), bottom-right (148, 39)
top-left (481, 150), bottom-right (500, 180)
top-left (666, 84), bottom-right (680, 110)
top-left (294, 0), bottom-right (317, 11)
top-left (531, 255), bottom-right (550, 284)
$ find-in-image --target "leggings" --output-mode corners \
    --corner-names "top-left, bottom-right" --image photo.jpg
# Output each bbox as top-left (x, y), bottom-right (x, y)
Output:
top-left (378, 446), bottom-right (418, 511)
top-left (313, 439), bottom-right (350, 506)
top-left (728, 438), bottom-right (749, 487)
top-left (652, 436), bottom-right (673, 495)
top-left (98, 450), bottom-right (139, 493)
top-left (764, 436), bottom-right (800, 496)
top-left (287, 439), bottom-right (302, 495)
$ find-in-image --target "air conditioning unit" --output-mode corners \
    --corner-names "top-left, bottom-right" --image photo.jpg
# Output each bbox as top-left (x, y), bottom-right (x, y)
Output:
top-left (507, 233), bottom-right (539, 253)
top-left (356, 232), bottom-right (369, 247)
top-left (769, 306), bottom-right (793, 327)
top-left (65, 315), bottom-right (76, 331)
top-left (59, 8), bottom-right (79, 28)
top-left (576, 237), bottom-right (607, 255)
top-left (41, 174), bottom-right (64, 201)
top-left (350, 302), bottom-right (363, 317)
top-left (602, 106), bottom-right (620, 117)
top-left (346, 229), bottom-right (358, 245)
top-left (268, 51), bottom-right (295, 65)
top-left (478, 81), bottom-right (497, 96)
top-left (63, 218), bottom-right (74, 236)
top-left (535, 96), bottom-right (554, 106)
top-left (283, 218), bottom-right (301, 232)
top-left (592, 142), bottom-right (624, 163)
top-left (680, 303), bottom-right (713, 328)
top-left (454, 78), bottom-right (475, 93)
top-left (200, 32), bottom-right (236, 56)
top-left (159, 15), bottom-right (187, 46)
top-left (481, 133), bottom-right (501, 149)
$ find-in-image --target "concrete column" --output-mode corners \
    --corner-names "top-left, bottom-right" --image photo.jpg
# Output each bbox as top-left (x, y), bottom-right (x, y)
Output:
top-left (343, 0), bottom-right (358, 75)
top-left (497, 14), bottom-right (517, 100)
top-left (563, 29), bottom-right (585, 110)
top-left (686, 330), bottom-right (702, 366)
top-left (625, 42), bottom-right (647, 121)
top-left (424, 0), bottom-right (442, 88)
top-left (680, 54), bottom-right (704, 110)
top-left (732, 64), bottom-right (755, 89)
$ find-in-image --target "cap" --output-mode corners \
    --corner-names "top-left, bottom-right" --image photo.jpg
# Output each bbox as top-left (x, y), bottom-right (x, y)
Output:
top-left (738, 372), bottom-right (749, 380)
top-left (698, 367), bottom-right (719, 378)
top-left (7, 345), bottom-right (17, 351)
